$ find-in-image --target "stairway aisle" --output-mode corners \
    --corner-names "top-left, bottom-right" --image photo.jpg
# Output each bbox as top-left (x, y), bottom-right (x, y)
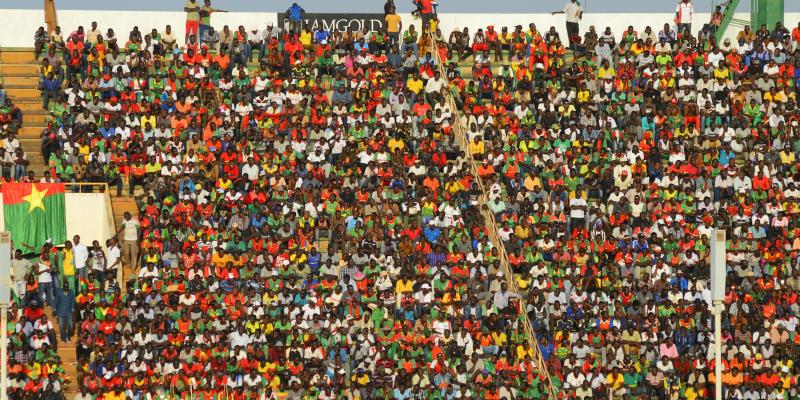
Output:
top-left (44, 308), bottom-right (79, 399)
top-left (1, 48), bottom-right (48, 176)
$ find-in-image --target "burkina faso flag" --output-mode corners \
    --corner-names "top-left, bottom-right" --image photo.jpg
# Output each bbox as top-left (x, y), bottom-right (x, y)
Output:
top-left (2, 183), bottom-right (67, 254)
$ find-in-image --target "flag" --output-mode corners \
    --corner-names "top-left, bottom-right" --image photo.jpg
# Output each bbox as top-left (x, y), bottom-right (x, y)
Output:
top-left (2, 183), bottom-right (67, 254)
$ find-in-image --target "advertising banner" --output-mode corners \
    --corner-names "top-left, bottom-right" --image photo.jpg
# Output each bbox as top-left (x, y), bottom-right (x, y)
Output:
top-left (279, 13), bottom-right (386, 33)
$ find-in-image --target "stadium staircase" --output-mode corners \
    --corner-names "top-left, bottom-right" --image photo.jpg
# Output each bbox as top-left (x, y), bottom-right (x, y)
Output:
top-left (713, 0), bottom-right (744, 42)
top-left (43, 308), bottom-right (79, 398)
top-left (428, 34), bottom-right (558, 398)
top-left (1, 48), bottom-right (78, 396)
top-left (0, 48), bottom-right (47, 176)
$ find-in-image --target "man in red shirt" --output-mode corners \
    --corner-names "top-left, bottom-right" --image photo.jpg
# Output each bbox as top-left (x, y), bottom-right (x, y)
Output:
top-left (793, 22), bottom-right (800, 45)
top-left (415, 0), bottom-right (435, 33)
top-left (484, 25), bottom-right (502, 62)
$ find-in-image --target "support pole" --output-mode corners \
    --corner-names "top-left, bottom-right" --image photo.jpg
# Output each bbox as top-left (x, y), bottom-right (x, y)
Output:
top-left (44, 0), bottom-right (58, 34)
top-left (710, 229), bottom-right (726, 400)
top-left (0, 305), bottom-right (6, 400)
top-left (713, 300), bottom-right (723, 400)
top-left (0, 232), bottom-right (9, 400)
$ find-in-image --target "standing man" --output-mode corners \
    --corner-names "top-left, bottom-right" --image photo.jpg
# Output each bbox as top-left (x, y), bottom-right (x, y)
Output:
top-left (59, 240), bottom-right (76, 296)
top-left (675, 0), bottom-right (694, 36)
top-left (72, 235), bottom-right (89, 291)
top-left (106, 238), bottom-right (122, 288)
top-left (184, 0), bottom-right (201, 43)
top-left (416, 0), bottom-right (434, 33)
top-left (10, 249), bottom-right (31, 302)
top-left (53, 280), bottom-right (75, 343)
top-left (116, 211), bottom-right (140, 273)
top-left (35, 251), bottom-right (55, 307)
top-left (552, 0), bottom-right (583, 51)
top-left (385, 6), bottom-right (402, 50)
top-left (199, 0), bottom-right (228, 46)
top-left (285, 3), bottom-right (305, 35)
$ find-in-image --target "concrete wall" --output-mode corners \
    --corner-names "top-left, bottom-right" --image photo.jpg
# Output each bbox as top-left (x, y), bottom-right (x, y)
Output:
top-left (0, 192), bottom-right (115, 247)
top-left (0, 9), bottom-right (798, 48)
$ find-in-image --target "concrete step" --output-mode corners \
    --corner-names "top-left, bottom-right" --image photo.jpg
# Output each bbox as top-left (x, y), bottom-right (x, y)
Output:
top-left (0, 69), bottom-right (41, 78)
top-left (18, 106), bottom-right (49, 115)
top-left (40, 306), bottom-right (79, 394)
top-left (0, 50), bottom-right (36, 64)
top-left (5, 87), bottom-right (40, 99)
top-left (0, 75), bottom-right (39, 85)
top-left (0, 64), bottom-right (39, 75)
top-left (16, 101), bottom-right (45, 113)
top-left (19, 126), bottom-right (43, 138)
top-left (24, 113), bottom-right (50, 125)
top-left (112, 198), bottom-right (140, 224)
top-left (20, 137), bottom-right (42, 149)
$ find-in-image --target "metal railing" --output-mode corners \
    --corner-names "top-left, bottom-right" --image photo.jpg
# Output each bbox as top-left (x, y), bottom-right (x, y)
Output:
top-left (426, 33), bottom-right (558, 399)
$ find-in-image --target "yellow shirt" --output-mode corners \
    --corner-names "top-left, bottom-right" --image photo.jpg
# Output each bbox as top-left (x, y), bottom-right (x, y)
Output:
top-left (428, 19), bottom-right (438, 33)
top-left (524, 175), bottom-right (542, 191)
top-left (597, 66), bottom-right (616, 80)
top-left (385, 14), bottom-right (402, 33)
top-left (62, 249), bottom-right (75, 276)
top-left (469, 141), bottom-right (485, 155)
top-left (78, 144), bottom-right (90, 160)
top-left (140, 115), bottom-right (157, 130)
top-left (395, 279), bottom-right (413, 294)
top-left (353, 374), bottom-right (370, 385)
top-left (499, 32), bottom-right (511, 45)
top-left (445, 180), bottom-right (465, 194)
top-left (184, 0), bottom-right (200, 21)
top-left (407, 78), bottom-right (424, 94)
top-left (491, 332), bottom-right (507, 346)
top-left (300, 31), bottom-right (313, 46)
top-left (105, 392), bottom-right (126, 400)
top-left (764, 91), bottom-right (786, 103)
top-left (217, 178), bottom-right (233, 189)
top-left (516, 276), bottom-right (532, 289)
top-left (607, 373), bottom-right (625, 389)
top-left (388, 137), bottom-right (405, 152)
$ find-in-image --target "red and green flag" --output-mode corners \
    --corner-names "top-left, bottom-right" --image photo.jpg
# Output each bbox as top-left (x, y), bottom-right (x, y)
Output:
top-left (2, 183), bottom-right (67, 254)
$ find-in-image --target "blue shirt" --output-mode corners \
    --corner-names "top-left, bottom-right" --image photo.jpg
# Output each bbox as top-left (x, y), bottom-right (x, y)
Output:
top-left (313, 30), bottom-right (330, 43)
top-left (100, 126), bottom-right (115, 139)
top-left (288, 4), bottom-right (303, 20)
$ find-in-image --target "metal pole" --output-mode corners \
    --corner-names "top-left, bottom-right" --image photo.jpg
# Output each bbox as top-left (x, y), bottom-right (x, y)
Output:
top-left (0, 304), bottom-right (7, 400)
top-left (0, 232), bottom-right (10, 400)
top-left (714, 300), bottom-right (723, 400)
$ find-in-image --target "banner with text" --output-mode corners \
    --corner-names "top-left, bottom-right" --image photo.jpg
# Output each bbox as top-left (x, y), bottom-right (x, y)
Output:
top-left (279, 13), bottom-right (386, 33)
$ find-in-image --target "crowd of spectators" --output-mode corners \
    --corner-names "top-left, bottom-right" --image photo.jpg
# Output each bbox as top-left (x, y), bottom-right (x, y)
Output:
top-left (10, 0), bottom-right (800, 398)
top-left (0, 87), bottom-right (28, 181)
top-left (25, 2), bottom-right (555, 399)
top-left (7, 247), bottom-right (72, 398)
top-left (441, 13), bottom-right (800, 400)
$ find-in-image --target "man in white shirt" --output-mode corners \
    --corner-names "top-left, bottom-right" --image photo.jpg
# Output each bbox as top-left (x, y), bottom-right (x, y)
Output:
top-left (72, 235), bottom-right (89, 286)
top-left (116, 211), bottom-right (140, 271)
top-left (569, 190), bottom-right (588, 232)
top-left (676, 0), bottom-right (694, 34)
top-left (553, 0), bottom-right (583, 50)
top-left (106, 238), bottom-right (122, 287)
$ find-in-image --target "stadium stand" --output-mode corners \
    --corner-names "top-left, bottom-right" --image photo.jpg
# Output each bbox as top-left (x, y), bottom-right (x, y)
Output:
top-left (1, 0), bottom-right (800, 398)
